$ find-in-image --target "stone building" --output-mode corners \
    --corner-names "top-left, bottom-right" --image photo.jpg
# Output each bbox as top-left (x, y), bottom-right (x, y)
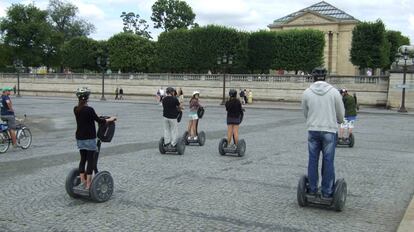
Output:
top-left (268, 1), bottom-right (359, 75)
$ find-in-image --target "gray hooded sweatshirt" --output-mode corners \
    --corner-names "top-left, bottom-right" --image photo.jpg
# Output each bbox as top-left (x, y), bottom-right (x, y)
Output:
top-left (301, 81), bottom-right (345, 133)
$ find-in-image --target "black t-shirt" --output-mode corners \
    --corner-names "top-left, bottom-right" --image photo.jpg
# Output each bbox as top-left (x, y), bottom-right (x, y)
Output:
top-left (162, 96), bottom-right (180, 119)
top-left (225, 98), bottom-right (242, 118)
top-left (74, 105), bottom-right (106, 140)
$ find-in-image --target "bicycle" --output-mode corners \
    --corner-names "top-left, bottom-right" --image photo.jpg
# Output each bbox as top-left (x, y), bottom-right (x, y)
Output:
top-left (0, 115), bottom-right (32, 153)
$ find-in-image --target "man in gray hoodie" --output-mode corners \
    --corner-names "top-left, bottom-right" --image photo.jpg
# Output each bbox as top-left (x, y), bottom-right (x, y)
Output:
top-left (301, 69), bottom-right (345, 198)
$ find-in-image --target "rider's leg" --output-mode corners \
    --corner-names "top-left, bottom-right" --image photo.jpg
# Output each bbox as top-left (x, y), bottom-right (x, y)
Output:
top-left (307, 131), bottom-right (321, 194)
top-left (170, 119), bottom-right (178, 146)
top-left (85, 150), bottom-right (95, 189)
top-left (233, 125), bottom-right (239, 145)
top-left (227, 125), bottom-right (233, 145)
top-left (79, 149), bottom-right (87, 184)
top-left (9, 129), bottom-right (17, 145)
top-left (321, 132), bottom-right (336, 197)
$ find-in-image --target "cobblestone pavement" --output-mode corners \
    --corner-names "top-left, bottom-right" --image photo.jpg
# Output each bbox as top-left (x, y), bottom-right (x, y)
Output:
top-left (1, 97), bottom-right (414, 231)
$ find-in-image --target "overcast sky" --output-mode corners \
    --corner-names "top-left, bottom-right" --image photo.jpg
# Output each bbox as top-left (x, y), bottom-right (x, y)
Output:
top-left (1, 0), bottom-right (413, 43)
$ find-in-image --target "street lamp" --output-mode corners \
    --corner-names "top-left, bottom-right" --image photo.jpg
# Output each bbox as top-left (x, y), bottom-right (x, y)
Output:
top-left (217, 54), bottom-right (233, 105)
top-left (96, 57), bottom-right (110, 101)
top-left (395, 45), bottom-right (414, 113)
top-left (13, 59), bottom-right (23, 97)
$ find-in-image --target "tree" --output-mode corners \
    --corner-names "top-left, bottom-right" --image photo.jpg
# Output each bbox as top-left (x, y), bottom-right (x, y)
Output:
top-left (47, 0), bottom-right (95, 39)
top-left (0, 43), bottom-right (13, 69)
top-left (107, 33), bottom-right (155, 72)
top-left (350, 20), bottom-right (389, 73)
top-left (48, 0), bottom-right (95, 72)
top-left (0, 3), bottom-right (51, 68)
top-left (385, 30), bottom-right (410, 69)
top-left (120, 12), bottom-right (152, 39)
top-left (151, 0), bottom-right (196, 32)
top-left (62, 36), bottom-right (100, 72)
top-left (157, 29), bottom-right (191, 72)
top-left (248, 31), bottom-right (276, 73)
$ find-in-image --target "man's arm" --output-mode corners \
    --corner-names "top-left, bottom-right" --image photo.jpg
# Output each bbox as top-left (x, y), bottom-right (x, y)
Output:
top-left (6, 99), bottom-right (14, 112)
top-left (335, 92), bottom-right (345, 123)
top-left (301, 92), bottom-right (308, 119)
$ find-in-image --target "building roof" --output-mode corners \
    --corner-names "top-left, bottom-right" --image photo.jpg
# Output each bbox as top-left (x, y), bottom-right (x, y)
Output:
top-left (269, 1), bottom-right (357, 27)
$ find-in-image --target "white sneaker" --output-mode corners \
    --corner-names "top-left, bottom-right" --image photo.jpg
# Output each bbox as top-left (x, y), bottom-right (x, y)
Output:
top-left (194, 136), bottom-right (198, 140)
top-left (188, 136), bottom-right (191, 140)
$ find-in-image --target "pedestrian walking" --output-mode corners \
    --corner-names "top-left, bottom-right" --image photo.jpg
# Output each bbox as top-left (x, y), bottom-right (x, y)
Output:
top-left (115, 87), bottom-right (119, 100)
top-left (119, 87), bottom-right (124, 100)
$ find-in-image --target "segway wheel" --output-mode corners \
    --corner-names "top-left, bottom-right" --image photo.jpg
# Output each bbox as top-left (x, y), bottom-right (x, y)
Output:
top-left (198, 131), bottom-right (206, 146)
top-left (65, 168), bottom-right (81, 199)
top-left (90, 171), bottom-right (114, 203)
top-left (182, 131), bottom-right (189, 145)
top-left (218, 138), bottom-right (228, 156)
top-left (348, 134), bottom-right (355, 148)
top-left (332, 178), bottom-right (347, 211)
top-left (237, 139), bottom-right (246, 157)
top-left (159, 137), bottom-right (166, 154)
top-left (177, 138), bottom-right (186, 155)
top-left (297, 175), bottom-right (309, 207)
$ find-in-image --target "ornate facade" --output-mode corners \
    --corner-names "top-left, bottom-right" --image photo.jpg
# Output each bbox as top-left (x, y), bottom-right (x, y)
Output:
top-left (268, 1), bottom-right (359, 75)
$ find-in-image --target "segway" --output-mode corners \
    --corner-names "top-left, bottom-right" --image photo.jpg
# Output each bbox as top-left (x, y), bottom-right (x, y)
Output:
top-left (297, 175), bottom-right (347, 211)
top-left (183, 107), bottom-right (206, 146)
top-left (337, 120), bottom-right (355, 147)
top-left (65, 118), bottom-right (115, 203)
top-left (159, 137), bottom-right (186, 155)
top-left (218, 109), bottom-right (246, 157)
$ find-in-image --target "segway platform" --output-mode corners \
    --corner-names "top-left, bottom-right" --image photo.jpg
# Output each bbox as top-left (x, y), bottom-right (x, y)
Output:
top-left (337, 134), bottom-right (355, 147)
top-left (65, 117), bottom-right (115, 202)
top-left (218, 138), bottom-right (246, 157)
top-left (159, 137), bottom-right (186, 155)
top-left (297, 175), bottom-right (347, 211)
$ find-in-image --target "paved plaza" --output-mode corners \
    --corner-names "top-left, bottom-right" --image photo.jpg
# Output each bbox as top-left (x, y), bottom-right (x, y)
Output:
top-left (0, 96), bottom-right (414, 231)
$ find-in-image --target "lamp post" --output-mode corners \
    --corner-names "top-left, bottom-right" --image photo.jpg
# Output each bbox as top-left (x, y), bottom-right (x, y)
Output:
top-left (13, 59), bottom-right (23, 97)
top-left (395, 45), bottom-right (414, 113)
top-left (217, 54), bottom-right (233, 105)
top-left (96, 57), bottom-right (110, 101)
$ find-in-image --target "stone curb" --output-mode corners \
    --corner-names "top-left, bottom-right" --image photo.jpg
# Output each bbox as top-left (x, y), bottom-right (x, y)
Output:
top-left (397, 193), bottom-right (414, 232)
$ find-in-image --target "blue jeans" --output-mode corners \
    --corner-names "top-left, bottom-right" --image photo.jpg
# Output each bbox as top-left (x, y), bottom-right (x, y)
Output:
top-left (307, 131), bottom-right (336, 197)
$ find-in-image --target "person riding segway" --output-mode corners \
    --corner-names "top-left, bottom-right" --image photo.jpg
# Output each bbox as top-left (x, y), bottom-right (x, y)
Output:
top-left (159, 87), bottom-right (186, 155)
top-left (65, 87), bottom-right (117, 202)
top-left (183, 91), bottom-right (206, 146)
top-left (218, 89), bottom-right (246, 157)
top-left (298, 68), bottom-right (348, 211)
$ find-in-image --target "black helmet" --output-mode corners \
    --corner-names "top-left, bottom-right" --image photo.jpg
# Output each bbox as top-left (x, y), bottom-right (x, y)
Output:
top-left (229, 89), bottom-right (237, 97)
top-left (311, 67), bottom-right (327, 81)
top-left (76, 87), bottom-right (91, 100)
top-left (166, 87), bottom-right (175, 95)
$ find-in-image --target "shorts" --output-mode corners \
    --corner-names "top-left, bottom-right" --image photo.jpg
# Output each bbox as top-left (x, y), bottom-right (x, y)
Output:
top-left (340, 116), bottom-right (356, 129)
top-left (1, 115), bottom-right (16, 129)
top-left (77, 139), bottom-right (97, 151)
top-left (227, 117), bottom-right (241, 125)
top-left (189, 112), bottom-right (198, 120)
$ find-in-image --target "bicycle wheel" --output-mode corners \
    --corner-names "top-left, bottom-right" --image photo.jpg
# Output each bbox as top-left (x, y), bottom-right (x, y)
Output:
top-left (18, 127), bottom-right (32, 149)
top-left (0, 132), bottom-right (10, 153)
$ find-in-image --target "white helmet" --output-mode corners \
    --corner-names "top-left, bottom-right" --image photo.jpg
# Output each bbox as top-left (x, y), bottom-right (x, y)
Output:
top-left (76, 87), bottom-right (91, 100)
top-left (193, 91), bottom-right (200, 96)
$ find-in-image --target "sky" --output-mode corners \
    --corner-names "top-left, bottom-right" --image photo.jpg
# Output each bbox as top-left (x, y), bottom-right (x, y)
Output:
top-left (1, 0), bottom-right (413, 43)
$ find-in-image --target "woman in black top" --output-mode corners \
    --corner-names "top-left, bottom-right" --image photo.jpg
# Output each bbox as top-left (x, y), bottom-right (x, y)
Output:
top-left (225, 89), bottom-right (243, 147)
top-left (74, 87), bottom-right (116, 189)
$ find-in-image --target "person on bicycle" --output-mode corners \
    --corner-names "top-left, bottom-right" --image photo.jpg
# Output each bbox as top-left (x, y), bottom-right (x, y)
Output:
top-left (1, 87), bottom-right (17, 147)
top-left (187, 91), bottom-right (201, 140)
top-left (162, 87), bottom-right (181, 148)
top-left (74, 87), bottom-right (116, 189)
top-left (225, 89), bottom-right (243, 148)
top-left (338, 88), bottom-right (357, 141)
